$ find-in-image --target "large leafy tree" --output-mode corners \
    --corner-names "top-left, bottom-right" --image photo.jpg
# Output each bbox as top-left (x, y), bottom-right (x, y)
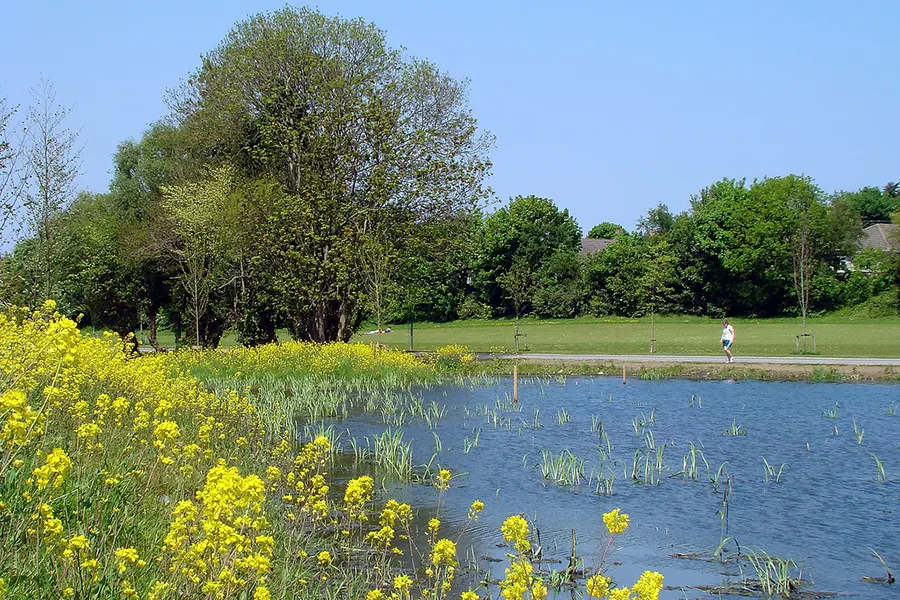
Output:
top-left (169, 7), bottom-right (492, 341)
top-left (471, 195), bottom-right (581, 316)
top-left (587, 222), bottom-right (625, 238)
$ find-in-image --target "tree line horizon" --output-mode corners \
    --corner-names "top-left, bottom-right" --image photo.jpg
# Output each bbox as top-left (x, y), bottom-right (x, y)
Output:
top-left (1, 7), bottom-right (898, 348)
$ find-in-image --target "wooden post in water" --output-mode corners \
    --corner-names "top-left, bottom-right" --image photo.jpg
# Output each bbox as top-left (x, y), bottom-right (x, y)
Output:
top-left (622, 365), bottom-right (627, 385)
top-left (513, 364), bottom-right (519, 404)
top-left (567, 528), bottom-right (578, 581)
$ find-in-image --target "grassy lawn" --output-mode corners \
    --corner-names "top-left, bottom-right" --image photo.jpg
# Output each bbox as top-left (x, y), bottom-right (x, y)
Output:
top-left (350, 315), bottom-right (900, 357)
top-left (94, 314), bottom-right (900, 358)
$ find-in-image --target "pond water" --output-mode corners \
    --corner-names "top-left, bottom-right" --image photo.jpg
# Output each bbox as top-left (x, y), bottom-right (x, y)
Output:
top-left (329, 377), bottom-right (899, 599)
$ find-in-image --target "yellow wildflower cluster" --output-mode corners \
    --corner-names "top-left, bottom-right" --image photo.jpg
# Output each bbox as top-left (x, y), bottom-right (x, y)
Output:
top-left (162, 460), bottom-right (271, 594)
top-left (430, 345), bottom-right (475, 369)
top-left (163, 340), bottom-right (432, 381)
top-left (29, 447), bottom-right (72, 490)
top-left (0, 303), bottom-right (665, 599)
top-left (602, 508), bottom-right (630, 535)
top-left (344, 475), bottom-right (374, 520)
top-left (497, 515), bottom-right (546, 600)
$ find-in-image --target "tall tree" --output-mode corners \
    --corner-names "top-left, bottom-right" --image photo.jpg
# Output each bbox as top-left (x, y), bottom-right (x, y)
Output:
top-left (472, 195), bottom-right (581, 315)
top-left (169, 7), bottom-right (492, 341)
top-left (637, 203), bottom-right (674, 236)
top-left (637, 238), bottom-right (676, 352)
top-left (162, 165), bottom-right (237, 347)
top-left (0, 93), bottom-right (27, 245)
top-left (23, 77), bottom-right (81, 301)
top-left (587, 222), bottom-right (625, 238)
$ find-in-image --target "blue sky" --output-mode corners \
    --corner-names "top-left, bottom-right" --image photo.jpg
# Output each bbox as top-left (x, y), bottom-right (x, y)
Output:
top-left (3, 1), bottom-right (898, 233)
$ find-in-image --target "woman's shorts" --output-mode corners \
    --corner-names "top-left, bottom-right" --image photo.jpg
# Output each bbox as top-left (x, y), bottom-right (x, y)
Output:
top-left (722, 340), bottom-right (732, 348)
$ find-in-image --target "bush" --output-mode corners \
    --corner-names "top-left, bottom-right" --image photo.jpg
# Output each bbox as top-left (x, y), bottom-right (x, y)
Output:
top-left (457, 295), bottom-right (492, 320)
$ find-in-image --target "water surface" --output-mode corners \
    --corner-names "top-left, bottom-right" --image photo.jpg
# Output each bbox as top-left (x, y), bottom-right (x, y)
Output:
top-left (332, 377), bottom-right (899, 599)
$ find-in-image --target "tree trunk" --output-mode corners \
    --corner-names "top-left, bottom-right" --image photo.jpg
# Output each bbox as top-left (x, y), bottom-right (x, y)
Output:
top-left (148, 311), bottom-right (160, 351)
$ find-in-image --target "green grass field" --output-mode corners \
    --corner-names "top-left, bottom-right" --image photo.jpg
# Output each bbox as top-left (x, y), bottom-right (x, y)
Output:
top-left (113, 314), bottom-right (900, 358)
top-left (350, 315), bottom-right (900, 358)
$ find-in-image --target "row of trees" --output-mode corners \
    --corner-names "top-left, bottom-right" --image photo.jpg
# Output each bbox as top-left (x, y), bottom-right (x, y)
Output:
top-left (457, 181), bottom-right (898, 326)
top-left (1, 8), bottom-right (492, 347)
top-left (1, 8), bottom-right (898, 347)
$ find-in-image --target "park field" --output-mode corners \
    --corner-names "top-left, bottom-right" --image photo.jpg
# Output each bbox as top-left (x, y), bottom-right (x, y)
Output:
top-left (350, 315), bottom-right (900, 358)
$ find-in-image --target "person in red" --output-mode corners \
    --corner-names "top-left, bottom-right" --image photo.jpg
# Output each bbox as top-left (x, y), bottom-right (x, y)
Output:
top-left (720, 318), bottom-right (736, 363)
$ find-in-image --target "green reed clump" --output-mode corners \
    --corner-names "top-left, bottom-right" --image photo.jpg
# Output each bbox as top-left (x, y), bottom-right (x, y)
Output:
top-left (744, 548), bottom-right (805, 597)
top-left (871, 453), bottom-right (886, 482)
top-left (677, 442), bottom-right (708, 481)
top-left (852, 419), bottom-right (865, 444)
top-left (540, 449), bottom-right (585, 486)
top-left (761, 457), bottom-right (787, 483)
top-left (823, 403), bottom-right (839, 419)
top-left (557, 407), bottom-right (570, 424)
top-left (722, 419), bottom-right (748, 436)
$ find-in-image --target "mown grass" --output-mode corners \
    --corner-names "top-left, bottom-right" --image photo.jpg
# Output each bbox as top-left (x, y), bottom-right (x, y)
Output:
top-left (93, 313), bottom-right (900, 358)
top-left (351, 315), bottom-right (900, 357)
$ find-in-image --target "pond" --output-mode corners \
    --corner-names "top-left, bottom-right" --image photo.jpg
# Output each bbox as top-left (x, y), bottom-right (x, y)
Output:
top-left (327, 377), bottom-right (899, 599)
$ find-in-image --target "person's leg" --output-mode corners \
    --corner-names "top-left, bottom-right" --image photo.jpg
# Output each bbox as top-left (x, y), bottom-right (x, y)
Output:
top-left (724, 342), bottom-right (733, 362)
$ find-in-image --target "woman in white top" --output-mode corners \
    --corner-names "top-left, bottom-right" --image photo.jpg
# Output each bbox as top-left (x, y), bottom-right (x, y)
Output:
top-left (720, 319), bottom-right (735, 363)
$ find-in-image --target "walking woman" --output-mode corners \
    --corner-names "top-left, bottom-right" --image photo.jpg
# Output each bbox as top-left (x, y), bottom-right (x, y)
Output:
top-left (721, 319), bottom-right (735, 363)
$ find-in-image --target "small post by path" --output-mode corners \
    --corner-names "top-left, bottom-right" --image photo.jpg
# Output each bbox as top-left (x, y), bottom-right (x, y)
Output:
top-left (408, 321), bottom-right (414, 352)
top-left (622, 365), bottom-right (627, 385)
top-left (513, 364), bottom-right (519, 404)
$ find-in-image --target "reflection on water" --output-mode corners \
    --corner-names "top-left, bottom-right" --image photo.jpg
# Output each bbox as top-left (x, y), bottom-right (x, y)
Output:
top-left (324, 377), bottom-right (899, 599)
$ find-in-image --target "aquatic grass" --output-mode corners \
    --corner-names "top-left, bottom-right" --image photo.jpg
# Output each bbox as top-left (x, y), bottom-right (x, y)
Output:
top-left (631, 448), bottom-right (659, 486)
top-left (761, 457), bottom-right (787, 483)
top-left (363, 428), bottom-right (415, 481)
top-left (852, 419), bottom-right (865, 444)
top-left (557, 407), bottom-right (570, 425)
top-left (590, 414), bottom-right (602, 433)
top-left (743, 548), bottom-right (804, 597)
top-left (871, 453), bottom-right (886, 482)
top-left (722, 419), bottom-right (748, 436)
top-left (867, 547), bottom-right (895, 585)
top-left (887, 401), bottom-right (897, 416)
top-left (688, 394), bottom-right (702, 408)
top-left (823, 403), bottom-right (839, 419)
top-left (677, 442), bottom-right (709, 481)
top-left (540, 449), bottom-right (585, 486)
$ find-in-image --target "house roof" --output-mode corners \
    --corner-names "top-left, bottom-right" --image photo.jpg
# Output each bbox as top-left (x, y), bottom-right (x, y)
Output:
top-left (861, 223), bottom-right (898, 251)
top-left (580, 237), bottom-right (617, 255)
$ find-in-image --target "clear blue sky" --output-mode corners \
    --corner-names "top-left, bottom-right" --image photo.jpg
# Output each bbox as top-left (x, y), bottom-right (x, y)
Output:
top-left (3, 1), bottom-right (899, 233)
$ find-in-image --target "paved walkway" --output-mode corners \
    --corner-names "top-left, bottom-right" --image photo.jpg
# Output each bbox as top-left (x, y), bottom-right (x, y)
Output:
top-left (487, 353), bottom-right (900, 366)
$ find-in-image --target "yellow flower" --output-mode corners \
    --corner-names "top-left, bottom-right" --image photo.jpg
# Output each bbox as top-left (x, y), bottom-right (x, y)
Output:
top-left (500, 515), bottom-right (531, 553)
top-left (431, 538), bottom-right (458, 567)
top-left (428, 518), bottom-right (440, 534)
top-left (435, 469), bottom-right (452, 490)
top-left (394, 574), bottom-right (413, 591)
top-left (253, 586), bottom-right (271, 600)
top-left (343, 476), bottom-right (374, 520)
top-left (62, 588), bottom-right (74, 598)
top-left (608, 587), bottom-right (631, 600)
top-left (461, 591), bottom-right (479, 600)
top-left (115, 547), bottom-right (141, 573)
top-left (532, 579), bottom-right (548, 600)
top-left (366, 591), bottom-right (386, 600)
top-left (468, 500), bottom-right (485, 519)
top-left (632, 570), bottom-right (664, 600)
top-left (602, 508), bottom-right (630, 535)
top-left (317, 550), bottom-right (332, 566)
top-left (586, 574), bottom-right (611, 598)
top-left (30, 448), bottom-right (72, 490)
